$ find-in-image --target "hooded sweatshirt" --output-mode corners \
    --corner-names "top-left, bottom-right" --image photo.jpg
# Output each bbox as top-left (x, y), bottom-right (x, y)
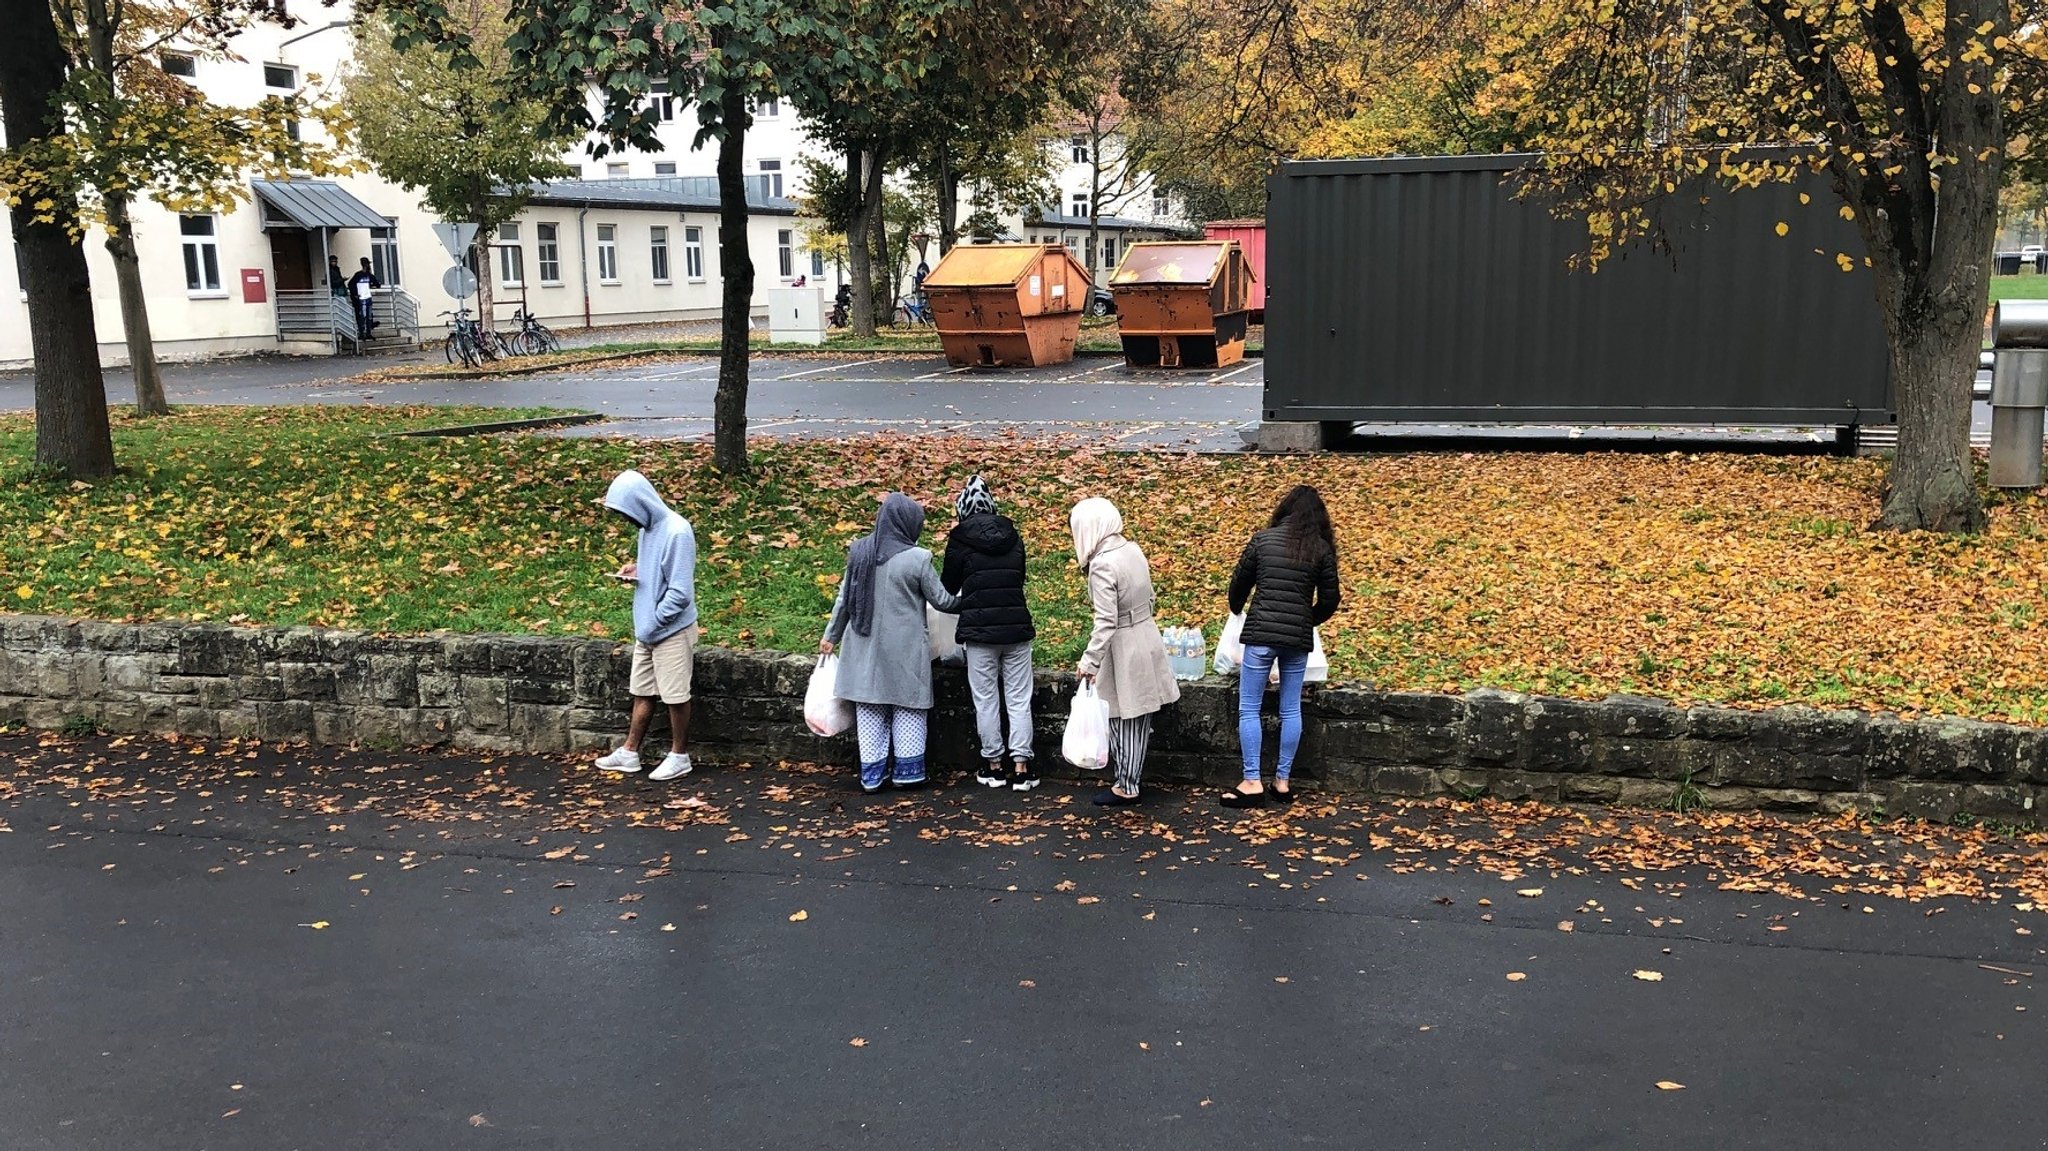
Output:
top-left (603, 470), bottom-right (698, 645)
top-left (941, 513), bottom-right (1034, 646)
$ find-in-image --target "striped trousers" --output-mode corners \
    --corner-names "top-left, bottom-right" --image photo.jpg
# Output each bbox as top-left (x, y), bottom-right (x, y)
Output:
top-left (1109, 715), bottom-right (1153, 795)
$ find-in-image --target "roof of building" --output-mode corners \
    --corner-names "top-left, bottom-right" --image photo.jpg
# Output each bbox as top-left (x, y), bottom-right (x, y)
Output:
top-left (519, 177), bottom-right (800, 216)
top-left (1027, 208), bottom-right (1194, 234)
top-left (251, 179), bottom-right (390, 230)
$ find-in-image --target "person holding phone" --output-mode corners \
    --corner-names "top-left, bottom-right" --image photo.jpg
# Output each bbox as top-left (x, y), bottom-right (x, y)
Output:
top-left (593, 469), bottom-right (698, 782)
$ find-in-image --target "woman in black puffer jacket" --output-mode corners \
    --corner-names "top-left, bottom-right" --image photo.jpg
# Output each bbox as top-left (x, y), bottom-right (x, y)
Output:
top-left (941, 476), bottom-right (1040, 792)
top-left (1221, 485), bottom-right (1340, 808)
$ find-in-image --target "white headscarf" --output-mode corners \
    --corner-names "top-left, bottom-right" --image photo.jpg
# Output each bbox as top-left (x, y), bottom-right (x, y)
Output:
top-left (1069, 497), bottom-right (1124, 568)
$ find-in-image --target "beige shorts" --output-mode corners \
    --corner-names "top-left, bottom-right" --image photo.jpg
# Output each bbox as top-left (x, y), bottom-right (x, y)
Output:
top-left (628, 631), bottom-right (696, 704)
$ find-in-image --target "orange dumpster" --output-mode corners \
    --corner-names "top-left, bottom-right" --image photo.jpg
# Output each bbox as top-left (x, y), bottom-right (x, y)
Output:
top-left (1109, 240), bottom-right (1256, 368)
top-left (922, 243), bottom-right (1091, 367)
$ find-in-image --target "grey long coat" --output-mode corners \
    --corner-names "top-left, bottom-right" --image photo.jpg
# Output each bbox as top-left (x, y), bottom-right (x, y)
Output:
top-left (1078, 538), bottom-right (1180, 720)
top-left (826, 547), bottom-right (962, 710)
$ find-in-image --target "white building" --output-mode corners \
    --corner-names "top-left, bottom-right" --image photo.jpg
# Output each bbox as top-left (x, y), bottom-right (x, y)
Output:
top-left (0, 10), bottom-right (826, 369)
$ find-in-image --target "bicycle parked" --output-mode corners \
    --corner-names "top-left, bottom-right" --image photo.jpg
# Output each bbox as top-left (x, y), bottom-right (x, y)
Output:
top-left (895, 292), bottom-right (934, 326)
top-left (509, 308), bottom-right (561, 356)
top-left (439, 308), bottom-right (499, 368)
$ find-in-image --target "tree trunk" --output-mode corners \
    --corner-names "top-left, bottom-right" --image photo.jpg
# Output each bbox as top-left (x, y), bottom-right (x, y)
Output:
top-left (871, 176), bottom-right (894, 322)
top-left (1877, 308), bottom-right (1984, 532)
top-left (713, 90), bottom-right (753, 475)
top-left (103, 194), bottom-right (169, 417)
top-left (935, 140), bottom-right (959, 255)
top-left (2, 0), bottom-right (115, 478)
top-left (472, 222), bottom-right (496, 341)
top-left (848, 146), bottom-right (885, 337)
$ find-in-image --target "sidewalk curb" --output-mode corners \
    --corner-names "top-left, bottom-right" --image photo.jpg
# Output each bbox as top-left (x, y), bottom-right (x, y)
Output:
top-left (388, 413), bottom-right (605, 437)
top-left (346, 343), bottom-right (1265, 385)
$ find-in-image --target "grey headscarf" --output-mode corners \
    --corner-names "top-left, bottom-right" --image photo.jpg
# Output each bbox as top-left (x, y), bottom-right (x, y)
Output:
top-left (955, 475), bottom-right (998, 519)
top-left (840, 492), bottom-right (925, 637)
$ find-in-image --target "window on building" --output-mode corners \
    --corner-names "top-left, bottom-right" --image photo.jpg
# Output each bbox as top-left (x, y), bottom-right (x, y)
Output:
top-left (650, 226), bottom-right (671, 283)
top-left (684, 226), bottom-right (704, 279)
top-left (536, 223), bottom-right (562, 284)
top-left (1070, 135), bottom-right (1089, 163)
top-left (810, 249), bottom-right (825, 278)
top-left (160, 51), bottom-right (196, 78)
top-left (654, 161), bottom-right (677, 176)
top-left (1152, 187), bottom-right (1170, 217)
top-left (1070, 192), bottom-right (1090, 218)
top-left (1102, 238), bottom-right (1118, 270)
top-left (758, 159), bottom-right (783, 198)
top-left (756, 96), bottom-right (781, 119)
top-left (179, 214), bottom-right (221, 293)
top-left (370, 219), bottom-right (401, 286)
top-left (777, 229), bottom-right (794, 279)
top-left (498, 222), bottom-right (524, 287)
top-left (263, 63), bottom-right (297, 89)
top-left (596, 223), bottom-right (619, 282)
top-left (606, 162), bottom-right (629, 178)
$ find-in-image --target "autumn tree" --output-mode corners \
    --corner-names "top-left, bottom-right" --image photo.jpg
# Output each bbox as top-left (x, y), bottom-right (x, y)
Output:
top-left (347, 1), bottom-right (570, 331)
top-left (4, 0), bottom-right (343, 419)
top-left (1465, 0), bottom-right (2048, 533)
top-left (0, 0), bottom-right (112, 476)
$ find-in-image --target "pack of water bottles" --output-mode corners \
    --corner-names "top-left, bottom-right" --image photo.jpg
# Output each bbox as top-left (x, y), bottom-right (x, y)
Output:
top-left (1161, 625), bottom-right (1209, 681)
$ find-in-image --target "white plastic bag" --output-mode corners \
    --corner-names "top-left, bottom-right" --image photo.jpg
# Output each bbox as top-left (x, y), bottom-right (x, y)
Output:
top-left (1213, 612), bottom-right (1247, 674)
top-left (1267, 628), bottom-right (1329, 687)
top-left (927, 605), bottom-right (964, 665)
top-left (803, 654), bottom-right (854, 737)
top-left (1061, 682), bottom-right (1111, 770)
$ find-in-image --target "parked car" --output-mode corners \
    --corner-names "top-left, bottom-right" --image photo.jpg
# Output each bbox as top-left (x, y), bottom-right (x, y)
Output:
top-left (1088, 286), bottom-right (1116, 317)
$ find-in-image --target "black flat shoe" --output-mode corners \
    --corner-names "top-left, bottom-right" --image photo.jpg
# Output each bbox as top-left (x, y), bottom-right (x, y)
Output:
top-left (1220, 787), bottom-right (1267, 809)
top-left (1269, 785), bottom-right (1297, 805)
top-left (1092, 788), bottom-right (1141, 807)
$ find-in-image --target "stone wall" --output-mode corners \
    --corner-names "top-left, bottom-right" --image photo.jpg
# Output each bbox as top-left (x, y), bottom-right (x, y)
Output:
top-left (2, 613), bottom-right (2043, 823)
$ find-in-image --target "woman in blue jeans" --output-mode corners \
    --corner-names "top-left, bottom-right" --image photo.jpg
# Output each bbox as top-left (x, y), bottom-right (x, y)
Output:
top-left (1221, 486), bottom-right (1341, 808)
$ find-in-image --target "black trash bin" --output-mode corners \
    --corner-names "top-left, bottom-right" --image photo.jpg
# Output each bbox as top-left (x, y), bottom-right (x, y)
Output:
top-left (1998, 253), bottom-right (2024, 276)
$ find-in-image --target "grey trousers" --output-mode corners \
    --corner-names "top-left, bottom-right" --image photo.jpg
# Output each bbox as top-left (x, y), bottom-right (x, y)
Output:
top-left (964, 642), bottom-right (1034, 762)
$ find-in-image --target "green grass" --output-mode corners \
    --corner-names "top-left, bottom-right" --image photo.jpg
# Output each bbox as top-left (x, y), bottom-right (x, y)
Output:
top-left (1989, 274), bottom-right (2048, 304)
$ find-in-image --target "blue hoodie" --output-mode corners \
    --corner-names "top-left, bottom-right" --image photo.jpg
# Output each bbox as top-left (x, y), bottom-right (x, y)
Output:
top-left (603, 470), bottom-right (698, 645)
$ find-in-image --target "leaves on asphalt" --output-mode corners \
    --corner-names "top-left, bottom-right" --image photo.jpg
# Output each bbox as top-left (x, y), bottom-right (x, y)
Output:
top-left (789, 909), bottom-right (809, 922)
top-left (1656, 1081), bottom-right (1685, 1091)
top-left (1506, 972), bottom-right (1528, 981)
top-left (1633, 970), bottom-right (1665, 982)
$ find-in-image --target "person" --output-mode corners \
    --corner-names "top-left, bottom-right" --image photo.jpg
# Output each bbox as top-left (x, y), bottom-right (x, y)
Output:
top-left (822, 493), bottom-right (962, 794)
top-left (593, 469), bottom-right (699, 782)
top-left (791, 274), bottom-right (807, 287)
top-left (941, 476), bottom-right (1038, 792)
top-left (1220, 485), bottom-right (1342, 808)
top-left (327, 255), bottom-right (346, 297)
top-left (346, 257), bottom-right (380, 340)
top-left (1070, 497), bottom-right (1179, 806)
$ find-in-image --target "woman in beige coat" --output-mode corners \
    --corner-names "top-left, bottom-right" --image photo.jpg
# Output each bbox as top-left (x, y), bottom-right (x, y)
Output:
top-left (1070, 497), bottom-right (1180, 806)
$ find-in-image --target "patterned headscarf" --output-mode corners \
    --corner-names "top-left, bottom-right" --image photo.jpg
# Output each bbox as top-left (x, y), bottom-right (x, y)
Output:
top-left (955, 475), bottom-right (998, 519)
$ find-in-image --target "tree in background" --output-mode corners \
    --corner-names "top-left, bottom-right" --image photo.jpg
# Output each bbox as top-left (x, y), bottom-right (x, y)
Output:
top-left (1468, 0), bottom-right (2047, 533)
top-left (0, 0), bottom-right (112, 476)
top-left (3, 0), bottom-right (347, 419)
top-left (348, 0), bottom-right (570, 332)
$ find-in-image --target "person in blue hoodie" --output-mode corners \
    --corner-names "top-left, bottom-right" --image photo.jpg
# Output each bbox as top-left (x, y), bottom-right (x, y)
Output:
top-left (594, 470), bottom-right (699, 782)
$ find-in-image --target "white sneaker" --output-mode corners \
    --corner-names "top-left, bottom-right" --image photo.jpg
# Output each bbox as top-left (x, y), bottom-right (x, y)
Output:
top-left (649, 753), bottom-right (694, 782)
top-left (595, 747), bottom-right (643, 774)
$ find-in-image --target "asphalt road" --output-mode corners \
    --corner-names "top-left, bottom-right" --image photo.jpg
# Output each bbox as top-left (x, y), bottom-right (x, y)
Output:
top-left (0, 352), bottom-right (1265, 452)
top-left (3, 735), bottom-right (2042, 1150)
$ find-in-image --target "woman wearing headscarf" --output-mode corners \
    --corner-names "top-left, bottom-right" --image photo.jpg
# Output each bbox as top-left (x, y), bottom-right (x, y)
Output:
top-left (941, 476), bottom-right (1039, 792)
top-left (1220, 485), bottom-right (1341, 808)
top-left (822, 493), bottom-right (963, 793)
top-left (1069, 497), bottom-right (1179, 806)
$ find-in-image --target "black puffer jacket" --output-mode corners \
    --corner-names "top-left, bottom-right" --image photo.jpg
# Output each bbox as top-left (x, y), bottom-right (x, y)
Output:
top-left (1228, 526), bottom-right (1340, 652)
top-left (940, 514), bottom-right (1036, 645)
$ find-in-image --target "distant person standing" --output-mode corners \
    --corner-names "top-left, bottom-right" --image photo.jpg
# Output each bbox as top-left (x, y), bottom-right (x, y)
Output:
top-left (327, 255), bottom-right (346, 296)
top-left (346, 257), bottom-right (380, 340)
top-left (1220, 485), bottom-right (1341, 808)
top-left (593, 469), bottom-right (700, 783)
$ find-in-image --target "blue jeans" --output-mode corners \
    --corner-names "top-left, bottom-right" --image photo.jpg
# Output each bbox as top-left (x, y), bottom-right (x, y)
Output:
top-left (1238, 645), bottom-right (1309, 782)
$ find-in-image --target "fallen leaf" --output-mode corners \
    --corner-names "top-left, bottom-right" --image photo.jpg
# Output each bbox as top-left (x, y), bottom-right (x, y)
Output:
top-left (1274, 976), bottom-right (1290, 984)
top-left (221, 1109), bottom-right (241, 1118)
top-left (299, 921), bottom-right (329, 930)
top-left (1557, 921), bottom-right (1575, 932)
top-left (1506, 972), bottom-right (1527, 982)
top-left (553, 881), bottom-right (575, 889)
top-left (1517, 888), bottom-right (1544, 898)
top-left (1076, 896), bottom-right (1101, 905)
top-left (789, 909), bottom-right (809, 922)
top-left (618, 912), bottom-right (637, 921)
top-left (849, 1037), bottom-right (868, 1047)
top-left (1019, 980), bottom-right (1036, 988)
top-left (1656, 1081), bottom-right (1685, 1091)
top-left (468, 1114), bottom-right (490, 1128)
top-left (549, 906), bottom-right (562, 915)
top-left (661, 923), bottom-right (677, 932)
top-left (348, 874), bottom-right (366, 882)
top-left (1634, 970), bottom-right (1664, 982)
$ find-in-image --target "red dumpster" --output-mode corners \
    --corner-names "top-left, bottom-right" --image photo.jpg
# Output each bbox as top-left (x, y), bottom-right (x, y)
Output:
top-left (1203, 219), bottom-right (1265, 320)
